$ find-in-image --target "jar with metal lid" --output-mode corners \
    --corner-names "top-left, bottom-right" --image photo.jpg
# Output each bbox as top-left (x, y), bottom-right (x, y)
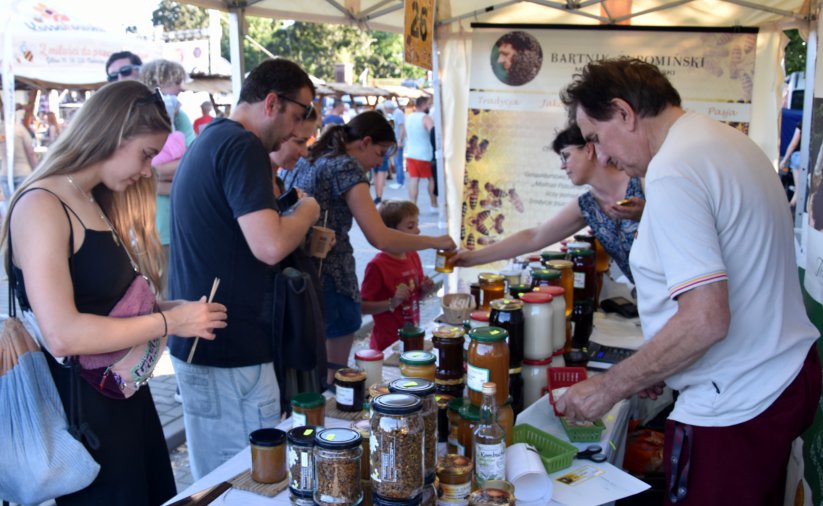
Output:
top-left (457, 403), bottom-right (480, 459)
top-left (529, 268), bottom-right (561, 291)
top-left (389, 378), bottom-right (437, 481)
top-left (355, 349), bottom-right (385, 392)
top-left (437, 454), bottom-right (473, 505)
top-left (546, 259), bottom-right (574, 318)
top-left (477, 273), bottom-right (505, 311)
top-left (436, 394), bottom-right (454, 459)
top-left (291, 392), bottom-right (325, 428)
top-left (447, 397), bottom-right (469, 454)
top-left (371, 393), bottom-right (425, 499)
top-left (400, 351), bottom-right (437, 381)
top-left (489, 298), bottom-right (524, 369)
top-left (571, 300), bottom-right (594, 349)
top-left (522, 357), bottom-right (552, 408)
top-left (570, 248), bottom-right (596, 302)
top-left (399, 326), bottom-right (425, 353)
top-left (467, 327), bottom-right (509, 407)
top-left (520, 292), bottom-right (554, 361)
top-left (287, 426), bottom-right (317, 499)
top-left (498, 397), bottom-right (514, 446)
top-left (507, 283), bottom-right (531, 299)
top-left (314, 427), bottom-right (363, 506)
top-left (468, 487), bottom-right (515, 505)
top-left (250, 428), bottom-right (287, 484)
top-left (436, 249), bottom-right (457, 273)
top-left (432, 325), bottom-right (465, 384)
top-left (351, 419), bottom-right (371, 487)
top-left (540, 250), bottom-right (566, 265)
top-left (335, 368), bottom-right (367, 412)
top-left (537, 285), bottom-right (567, 353)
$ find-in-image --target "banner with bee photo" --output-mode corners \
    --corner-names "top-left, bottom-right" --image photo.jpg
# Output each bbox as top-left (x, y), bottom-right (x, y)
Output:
top-left (460, 26), bottom-right (758, 261)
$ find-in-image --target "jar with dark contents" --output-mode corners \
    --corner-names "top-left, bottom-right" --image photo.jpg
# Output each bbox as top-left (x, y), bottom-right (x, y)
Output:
top-left (432, 325), bottom-right (465, 397)
top-left (437, 454), bottom-right (473, 505)
top-left (436, 393), bottom-right (454, 459)
top-left (488, 298), bottom-right (524, 368)
top-left (371, 393), bottom-right (425, 500)
top-left (313, 428), bottom-right (362, 506)
top-left (469, 283), bottom-right (482, 312)
top-left (389, 379), bottom-right (437, 482)
top-left (530, 268), bottom-right (561, 291)
top-left (570, 248), bottom-right (596, 302)
top-left (508, 368), bottom-right (523, 417)
top-left (287, 426), bottom-right (317, 499)
top-left (291, 392), bottom-right (325, 428)
top-left (540, 250), bottom-right (566, 266)
top-left (399, 326), bottom-right (425, 352)
top-left (467, 327), bottom-right (509, 407)
top-left (507, 283), bottom-right (531, 299)
top-left (478, 273), bottom-right (505, 311)
top-left (335, 368), bottom-right (367, 412)
top-left (571, 300), bottom-right (594, 349)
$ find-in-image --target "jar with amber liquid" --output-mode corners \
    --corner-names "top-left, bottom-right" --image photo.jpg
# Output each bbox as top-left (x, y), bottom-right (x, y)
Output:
top-left (594, 238), bottom-right (610, 308)
top-left (467, 327), bottom-right (509, 407)
top-left (400, 351), bottom-right (437, 381)
top-left (432, 325), bottom-right (465, 397)
top-left (447, 397), bottom-right (470, 454)
top-left (529, 268), bottom-right (561, 291)
top-left (458, 402), bottom-right (480, 458)
top-left (546, 260), bottom-right (574, 317)
top-left (569, 248), bottom-right (596, 303)
top-left (478, 274), bottom-right (505, 311)
top-left (291, 392), bottom-right (325, 427)
top-left (436, 249), bottom-right (457, 273)
top-left (540, 250), bottom-right (566, 266)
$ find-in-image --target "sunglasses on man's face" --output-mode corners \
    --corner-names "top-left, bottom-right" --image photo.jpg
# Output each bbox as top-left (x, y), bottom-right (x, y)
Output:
top-left (278, 94), bottom-right (315, 121)
top-left (107, 64), bottom-right (141, 82)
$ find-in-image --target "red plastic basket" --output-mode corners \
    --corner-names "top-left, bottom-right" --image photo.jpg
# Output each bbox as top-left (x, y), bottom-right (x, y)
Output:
top-left (546, 367), bottom-right (588, 416)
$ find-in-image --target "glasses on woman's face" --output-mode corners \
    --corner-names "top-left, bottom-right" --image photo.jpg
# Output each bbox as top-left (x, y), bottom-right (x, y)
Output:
top-left (107, 64), bottom-right (141, 82)
top-left (278, 94), bottom-right (315, 121)
top-left (559, 144), bottom-right (585, 167)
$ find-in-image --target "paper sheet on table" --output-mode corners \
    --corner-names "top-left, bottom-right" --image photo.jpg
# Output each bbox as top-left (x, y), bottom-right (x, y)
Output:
top-left (549, 461), bottom-right (650, 506)
top-left (590, 312), bottom-right (645, 350)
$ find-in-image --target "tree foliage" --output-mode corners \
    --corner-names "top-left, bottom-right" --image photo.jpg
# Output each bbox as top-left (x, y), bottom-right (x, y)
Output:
top-left (784, 29), bottom-right (806, 75)
top-left (152, 0), bottom-right (209, 32)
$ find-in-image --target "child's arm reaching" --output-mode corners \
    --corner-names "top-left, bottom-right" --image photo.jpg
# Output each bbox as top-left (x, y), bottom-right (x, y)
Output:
top-left (362, 283), bottom-right (412, 315)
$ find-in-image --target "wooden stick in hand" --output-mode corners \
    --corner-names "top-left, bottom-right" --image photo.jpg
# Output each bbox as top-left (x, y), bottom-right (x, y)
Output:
top-left (186, 277), bottom-right (221, 364)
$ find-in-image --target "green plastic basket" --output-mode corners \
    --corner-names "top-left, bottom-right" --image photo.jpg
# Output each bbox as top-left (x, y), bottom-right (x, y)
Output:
top-left (559, 417), bottom-right (606, 442)
top-left (513, 423), bottom-right (578, 473)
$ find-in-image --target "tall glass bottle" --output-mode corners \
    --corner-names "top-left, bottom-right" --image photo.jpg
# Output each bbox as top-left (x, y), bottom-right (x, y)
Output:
top-left (473, 382), bottom-right (506, 488)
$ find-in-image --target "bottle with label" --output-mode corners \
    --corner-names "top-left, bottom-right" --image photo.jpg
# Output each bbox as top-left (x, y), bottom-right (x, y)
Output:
top-left (472, 382), bottom-right (506, 488)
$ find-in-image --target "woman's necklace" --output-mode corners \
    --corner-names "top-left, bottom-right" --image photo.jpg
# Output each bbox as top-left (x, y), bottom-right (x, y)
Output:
top-left (66, 174), bottom-right (120, 246)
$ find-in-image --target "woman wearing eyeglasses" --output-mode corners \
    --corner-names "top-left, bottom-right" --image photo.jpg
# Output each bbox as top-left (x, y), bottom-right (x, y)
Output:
top-left (283, 111), bottom-right (456, 385)
top-left (451, 123), bottom-right (644, 283)
top-left (2, 81), bottom-right (227, 503)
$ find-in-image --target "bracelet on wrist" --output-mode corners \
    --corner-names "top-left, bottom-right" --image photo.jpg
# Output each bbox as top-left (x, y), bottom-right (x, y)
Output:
top-left (158, 311), bottom-right (168, 338)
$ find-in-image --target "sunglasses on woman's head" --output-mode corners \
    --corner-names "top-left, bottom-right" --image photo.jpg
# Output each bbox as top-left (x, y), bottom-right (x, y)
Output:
top-left (107, 64), bottom-right (141, 82)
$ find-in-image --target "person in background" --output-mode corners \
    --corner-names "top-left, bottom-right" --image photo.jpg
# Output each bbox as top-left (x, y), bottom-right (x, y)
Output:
top-left (557, 57), bottom-right (821, 505)
top-left (193, 100), bottom-right (215, 135)
top-left (780, 124), bottom-right (801, 208)
top-left (405, 96), bottom-right (437, 211)
top-left (2, 80), bottom-right (226, 503)
top-left (168, 58), bottom-right (320, 479)
top-left (387, 99), bottom-right (406, 189)
top-left (283, 111), bottom-right (455, 385)
top-left (451, 124), bottom-right (643, 283)
top-left (271, 107), bottom-right (319, 196)
top-left (105, 50), bottom-right (142, 82)
top-left (361, 200), bottom-right (435, 351)
top-left (0, 118), bottom-right (38, 198)
top-left (322, 99), bottom-right (346, 129)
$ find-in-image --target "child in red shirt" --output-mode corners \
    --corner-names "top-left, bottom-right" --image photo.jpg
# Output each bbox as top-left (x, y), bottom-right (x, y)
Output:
top-left (361, 200), bottom-right (435, 351)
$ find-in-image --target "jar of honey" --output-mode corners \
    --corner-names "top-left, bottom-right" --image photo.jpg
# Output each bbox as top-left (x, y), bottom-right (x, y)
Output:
top-left (478, 274), bottom-right (505, 311)
top-left (488, 298), bottom-right (525, 368)
top-left (447, 397), bottom-right (469, 454)
top-left (546, 260), bottom-right (574, 317)
top-left (457, 402), bottom-right (480, 458)
top-left (467, 327), bottom-right (509, 407)
top-left (432, 325), bottom-right (465, 397)
top-left (400, 351), bottom-right (437, 381)
top-left (569, 248), bottom-right (596, 303)
top-left (291, 392), bottom-right (326, 427)
top-left (399, 326), bottom-right (425, 353)
top-left (508, 283), bottom-right (532, 299)
top-left (539, 250), bottom-right (566, 266)
top-left (436, 249), bottom-right (457, 273)
top-left (335, 368), bottom-right (367, 413)
top-left (529, 268), bottom-right (561, 291)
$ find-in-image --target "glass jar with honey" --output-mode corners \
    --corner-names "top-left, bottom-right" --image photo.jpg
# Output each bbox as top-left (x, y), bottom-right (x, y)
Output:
top-left (569, 248), bottom-right (596, 302)
top-left (467, 327), bottom-right (509, 407)
top-left (478, 273), bottom-right (505, 311)
top-left (398, 326), bottom-right (425, 353)
top-left (530, 268), bottom-right (561, 291)
top-left (546, 259), bottom-right (574, 317)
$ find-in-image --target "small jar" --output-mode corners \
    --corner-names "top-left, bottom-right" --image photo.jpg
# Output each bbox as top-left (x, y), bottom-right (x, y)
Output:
top-left (399, 326), bottom-right (425, 353)
top-left (371, 393), bottom-right (425, 500)
top-left (389, 378), bottom-right (437, 481)
top-left (436, 394), bottom-right (454, 459)
top-left (538, 285), bottom-right (567, 353)
top-left (498, 397), bottom-right (514, 446)
top-left (467, 327), bottom-right (509, 407)
top-left (570, 248), bottom-right (596, 302)
top-left (507, 283), bottom-right (531, 299)
top-left (335, 368), bottom-right (367, 412)
top-left (457, 403), bottom-right (479, 459)
top-left (571, 300), bottom-right (594, 349)
top-left (291, 392), bottom-right (325, 428)
top-left (478, 273), bottom-right (505, 311)
top-left (250, 428), bottom-right (287, 484)
top-left (520, 292), bottom-right (554, 361)
top-left (489, 298), bottom-right (524, 368)
top-left (468, 487), bottom-right (515, 505)
top-left (447, 397), bottom-right (469, 454)
top-left (400, 351), bottom-right (437, 381)
top-left (314, 428), bottom-right (363, 506)
top-left (351, 419), bottom-right (371, 484)
top-left (435, 249), bottom-right (457, 273)
top-left (369, 382), bottom-right (391, 400)
top-left (421, 474), bottom-right (437, 506)
top-left (355, 349), bottom-right (385, 392)
top-left (540, 250), bottom-right (566, 266)
top-left (522, 357), bottom-right (552, 408)
top-left (287, 426), bottom-right (317, 499)
top-left (437, 454), bottom-right (473, 505)
top-left (432, 325), bottom-right (465, 384)
top-left (530, 268), bottom-right (561, 291)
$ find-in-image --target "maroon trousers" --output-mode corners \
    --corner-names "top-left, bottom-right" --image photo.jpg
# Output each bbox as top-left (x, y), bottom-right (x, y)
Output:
top-left (663, 343), bottom-right (821, 506)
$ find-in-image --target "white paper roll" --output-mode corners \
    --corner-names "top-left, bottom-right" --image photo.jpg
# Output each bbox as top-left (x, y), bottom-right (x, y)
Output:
top-left (505, 442), bottom-right (553, 502)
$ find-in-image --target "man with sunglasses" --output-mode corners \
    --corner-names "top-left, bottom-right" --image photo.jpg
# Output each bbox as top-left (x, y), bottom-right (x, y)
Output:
top-left (167, 58), bottom-right (321, 479)
top-left (105, 50), bottom-right (142, 82)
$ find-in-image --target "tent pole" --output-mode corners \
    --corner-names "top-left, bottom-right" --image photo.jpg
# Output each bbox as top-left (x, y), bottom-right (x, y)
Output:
top-left (3, 6), bottom-right (16, 205)
top-left (431, 24), bottom-right (447, 231)
top-left (228, 7), bottom-right (246, 107)
top-left (796, 22), bottom-right (817, 227)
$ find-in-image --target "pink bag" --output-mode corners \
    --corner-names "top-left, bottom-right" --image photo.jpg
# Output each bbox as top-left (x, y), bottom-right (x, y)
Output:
top-left (77, 274), bottom-right (166, 399)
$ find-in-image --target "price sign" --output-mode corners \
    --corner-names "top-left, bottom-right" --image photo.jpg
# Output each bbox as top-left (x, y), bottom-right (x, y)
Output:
top-left (404, 0), bottom-right (434, 70)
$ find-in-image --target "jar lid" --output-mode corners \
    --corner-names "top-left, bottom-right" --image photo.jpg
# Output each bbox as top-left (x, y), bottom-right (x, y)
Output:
top-left (459, 402), bottom-right (480, 421)
top-left (469, 488), bottom-right (514, 504)
top-left (569, 248), bottom-right (595, 257)
top-left (373, 494), bottom-right (423, 506)
top-left (489, 298), bottom-right (524, 311)
top-left (432, 325), bottom-right (465, 339)
top-left (478, 272), bottom-right (504, 283)
top-left (574, 234), bottom-right (595, 242)
top-left (399, 350), bottom-right (436, 366)
top-left (398, 325), bottom-right (425, 338)
top-left (435, 393), bottom-right (454, 409)
top-left (547, 259), bottom-right (573, 269)
top-left (520, 292), bottom-right (552, 304)
top-left (531, 268), bottom-right (561, 280)
top-left (249, 428), bottom-right (286, 447)
top-left (355, 349), bottom-right (385, 362)
top-left (566, 241), bottom-right (592, 250)
top-left (437, 454), bottom-right (474, 477)
top-left (535, 285), bottom-right (564, 297)
top-left (389, 378), bottom-right (436, 397)
top-left (350, 418), bottom-right (371, 439)
top-left (508, 283), bottom-right (532, 292)
top-left (369, 383), bottom-right (390, 398)
top-left (470, 310), bottom-right (490, 322)
top-left (335, 367), bottom-right (367, 383)
top-left (287, 426), bottom-right (319, 447)
top-left (448, 396), bottom-right (470, 413)
top-left (468, 326), bottom-right (508, 342)
top-left (291, 392), bottom-right (325, 409)
top-left (372, 393), bottom-right (423, 414)
top-left (314, 427), bottom-right (361, 450)
top-left (523, 357), bottom-right (553, 366)
top-left (540, 250), bottom-right (566, 260)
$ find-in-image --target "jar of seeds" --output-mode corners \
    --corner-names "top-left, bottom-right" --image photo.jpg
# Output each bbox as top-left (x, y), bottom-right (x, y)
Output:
top-left (287, 426), bottom-right (317, 500)
top-left (313, 427), bottom-right (363, 506)
top-left (371, 393), bottom-right (424, 500)
top-left (389, 378), bottom-right (438, 482)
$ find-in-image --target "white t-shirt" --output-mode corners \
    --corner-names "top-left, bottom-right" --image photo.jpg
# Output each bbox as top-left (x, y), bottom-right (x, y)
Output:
top-left (630, 111), bottom-right (818, 426)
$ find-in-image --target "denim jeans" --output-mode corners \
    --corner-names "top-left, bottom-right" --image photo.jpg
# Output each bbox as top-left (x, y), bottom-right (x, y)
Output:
top-left (394, 147), bottom-right (405, 185)
top-left (170, 357), bottom-right (281, 479)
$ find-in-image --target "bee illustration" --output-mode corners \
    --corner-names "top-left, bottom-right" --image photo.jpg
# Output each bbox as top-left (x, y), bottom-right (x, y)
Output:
top-left (461, 201), bottom-right (468, 219)
top-left (460, 223), bottom-right (466, 240)
top-left (509, 188), bottom-right (524, 213)
top-left (471, 210), bottom-right (492, 236)
top-left (469, 179), bottom-right (479, 192)
top-left (468, 190), bottom-right (479, 210)
top-left (466, 233), bottom-right (476, 250)
top-left (471, 108), bottom-right (482, 116)
top-left (484, 181), bottom-right (505, 199)
top-left (474, 139), bottom-right (490, 161)
top-left (493, 214), bottom-right (505, 234)
top-left (478, 237), bottom-right (497, 246)
top-left (466, 135), bottom-right (478, 162)
top-left (480, 198), bottom-right (502, 209)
